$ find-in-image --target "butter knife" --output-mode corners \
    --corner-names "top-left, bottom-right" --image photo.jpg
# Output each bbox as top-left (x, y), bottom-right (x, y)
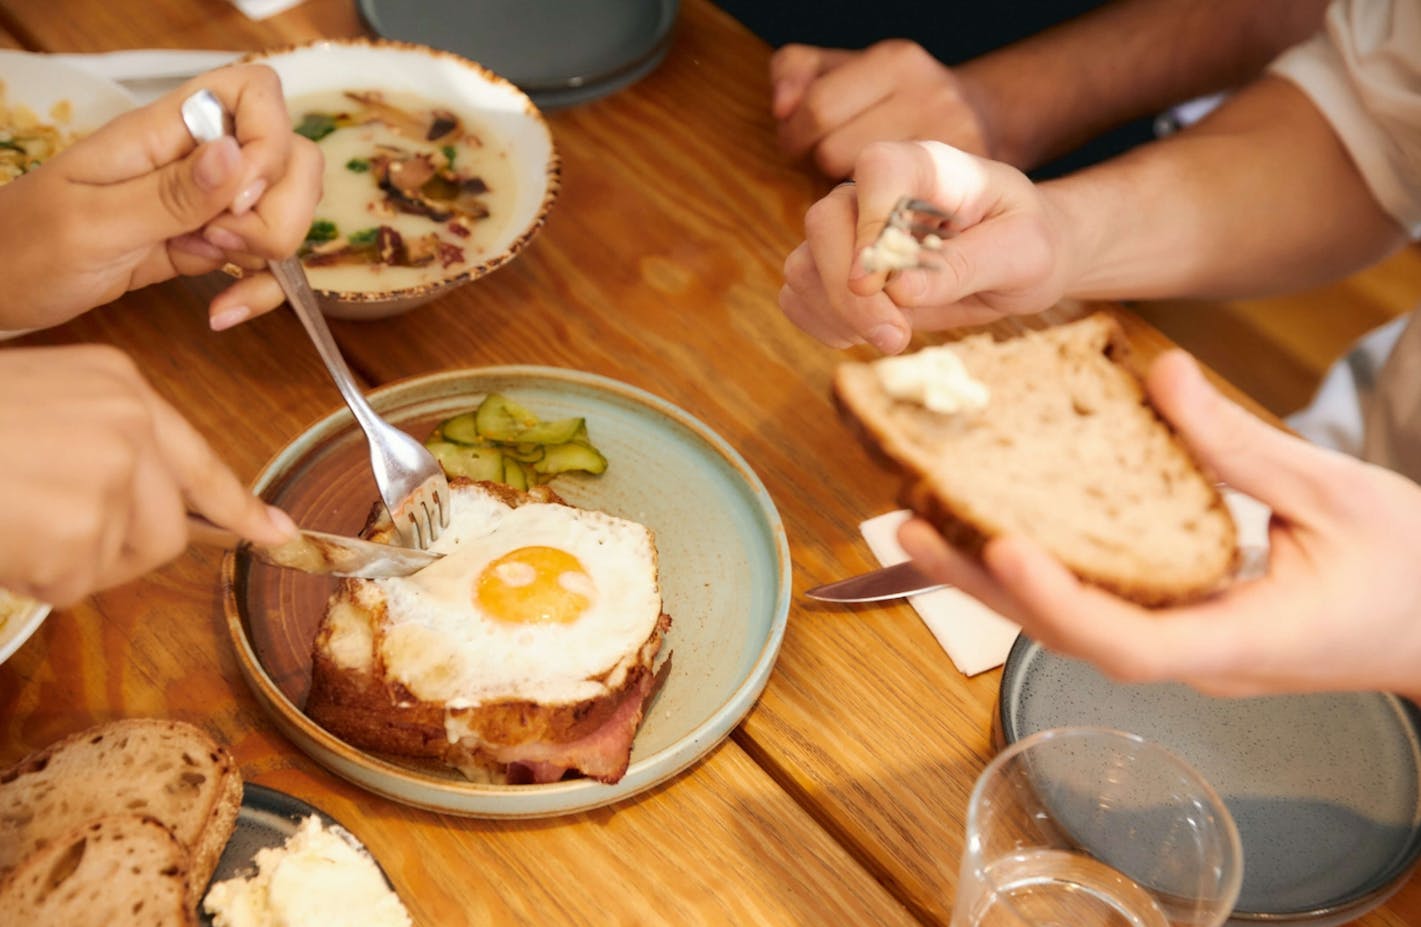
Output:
top-left (187, 516), bottom-right (440, 578)
top-left (804, 561), bottom-right (947, 603)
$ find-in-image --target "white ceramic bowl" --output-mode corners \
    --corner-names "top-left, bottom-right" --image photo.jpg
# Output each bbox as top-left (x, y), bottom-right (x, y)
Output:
top-left (0, 51), bottom-right (136, 340)
top-left (245, 40), bottom-right (560, 320)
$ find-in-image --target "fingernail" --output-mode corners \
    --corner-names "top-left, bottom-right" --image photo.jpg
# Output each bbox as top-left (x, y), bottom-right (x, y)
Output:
top-left (203, 225), bottom-right (247, 252)
top-left (210, 304), bottom-right (251, 331)
top-left (869, 323), bottom-right (909, 354)
top-left (231, 177), bottom-right (267, 216)
top-left (266, 506), bottom-right (299, 539)
top-left (195, 137), bottom-right (240, 191)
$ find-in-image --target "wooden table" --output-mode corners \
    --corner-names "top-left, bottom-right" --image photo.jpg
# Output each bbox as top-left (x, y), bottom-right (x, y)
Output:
top-left (0, 2), bottom-right (1416, 924)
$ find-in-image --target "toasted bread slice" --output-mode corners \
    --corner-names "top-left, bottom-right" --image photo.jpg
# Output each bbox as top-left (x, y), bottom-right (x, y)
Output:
top-left (306, 479), bottom-right (671, 784)
top-left (0, 814), bottom-right (194, 927)
top-left (834, 313), bottom-right (1238, 605)
top-left (0, 719), bottom-right (241, 907)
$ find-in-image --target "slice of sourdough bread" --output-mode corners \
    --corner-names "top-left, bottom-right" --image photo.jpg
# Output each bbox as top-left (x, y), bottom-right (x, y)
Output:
top-left (834, 313), bottom-right (1238, 605)
top-left (0, 719), bottom-right (241, 908)
top-left (0, 814), bottom-right (194, 927)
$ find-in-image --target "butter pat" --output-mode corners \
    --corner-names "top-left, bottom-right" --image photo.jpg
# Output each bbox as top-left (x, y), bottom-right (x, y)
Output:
top-left (874, 345), bottom-right (989, 414)
top-left (203, 816), bottom-right (411, 927)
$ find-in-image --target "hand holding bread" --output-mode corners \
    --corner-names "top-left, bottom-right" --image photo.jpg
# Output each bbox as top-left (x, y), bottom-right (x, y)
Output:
top-left (894, 343), bottom-right (1421, 701)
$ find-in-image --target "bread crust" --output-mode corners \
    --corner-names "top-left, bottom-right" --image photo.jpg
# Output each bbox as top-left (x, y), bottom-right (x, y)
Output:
top-left (0, 719), bottom-right (240, 911)
top-left (306, 478), bottom-right (671, 783)
top-left (834, 313), bottom-right (1239, 606)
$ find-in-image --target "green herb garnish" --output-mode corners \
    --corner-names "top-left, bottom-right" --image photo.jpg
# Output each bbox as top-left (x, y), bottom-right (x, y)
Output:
top-left (0, 139), bottom-right (24, 152)
top-left (441, 144), bottom-right (457, 167)
top-left (348, 227), bottom-right (379, 246)
top-left (304, 219), bottom-right (339, 245)
top-left (294, 113), bottom-right (338, 142)
top-left (345, 157), bottom-right (370, 173)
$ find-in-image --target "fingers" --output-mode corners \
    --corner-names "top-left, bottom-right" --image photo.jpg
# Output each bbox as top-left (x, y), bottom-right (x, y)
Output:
top-left (87, 136), bottom-right (247, 247)
top-left (208, 271), bottom-right (287, 331)
top-left (776, 48), bottom-right (890, 161)
top-left (140, 391), bottom-right (297, 547)
top-left (801, 184), bottom-right (914, 353)
top-left (207, 134), bottom-right (324, 261)
top-left (1144, 350), bottom-right (1347, 523)
top-left (770, 44), bottom-right (852, 122)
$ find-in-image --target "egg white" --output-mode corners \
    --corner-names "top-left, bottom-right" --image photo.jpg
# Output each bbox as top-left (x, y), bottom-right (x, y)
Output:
top-left (371, 483), bottom-right (662, 708)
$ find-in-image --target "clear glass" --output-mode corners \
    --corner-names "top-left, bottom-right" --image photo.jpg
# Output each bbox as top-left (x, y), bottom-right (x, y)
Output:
top-left (953, 727), bottom-right (1243, 927)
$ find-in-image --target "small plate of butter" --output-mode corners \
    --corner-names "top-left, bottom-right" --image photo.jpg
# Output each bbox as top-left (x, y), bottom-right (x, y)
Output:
top-left (200, 783), bottom-right (410, 927)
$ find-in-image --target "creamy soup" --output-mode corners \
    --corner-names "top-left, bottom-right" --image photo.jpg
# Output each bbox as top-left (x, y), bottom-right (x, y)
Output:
top-left (288, 89), bottom-right (518, 293)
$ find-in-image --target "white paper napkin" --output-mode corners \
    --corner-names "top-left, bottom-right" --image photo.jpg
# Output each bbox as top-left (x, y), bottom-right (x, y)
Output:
top-left (227, 0), bottom-right (303, 20)
top-left (860, 491), bottom-right (1272, 677)
top-left (859, 510), bottom-right (1020, 677)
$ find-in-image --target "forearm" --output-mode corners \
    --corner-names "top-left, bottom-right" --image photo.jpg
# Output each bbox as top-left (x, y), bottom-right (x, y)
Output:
top-left (1046, 76), bottom-right (1407, 301)
top-left (959, 0), bottom-right (1330, 169)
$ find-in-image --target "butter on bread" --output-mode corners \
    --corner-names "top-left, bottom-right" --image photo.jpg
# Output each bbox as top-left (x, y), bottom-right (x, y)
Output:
top-left (833, 312), bottom-right (1238, 605)
top-left (0, 718), bottom-right (242, 910)
top-left (0, 815), bottom-right (194, 926)
top-left (306, 478), bottom-right (671, 785)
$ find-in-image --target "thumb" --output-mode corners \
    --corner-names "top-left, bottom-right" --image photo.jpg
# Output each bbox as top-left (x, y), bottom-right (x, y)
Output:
top-left (99, 136), bottom-right (244, 244)
top-left (1146, 350), bottom-right (1337, 521)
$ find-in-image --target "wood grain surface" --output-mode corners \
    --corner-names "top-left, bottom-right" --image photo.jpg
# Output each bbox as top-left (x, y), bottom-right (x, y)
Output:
top-left (0, 1), bottom-right (1418, 925)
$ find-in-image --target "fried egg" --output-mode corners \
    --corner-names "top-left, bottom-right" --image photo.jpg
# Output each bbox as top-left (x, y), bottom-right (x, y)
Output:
top-left (371, 482), bottom-right (662, 708)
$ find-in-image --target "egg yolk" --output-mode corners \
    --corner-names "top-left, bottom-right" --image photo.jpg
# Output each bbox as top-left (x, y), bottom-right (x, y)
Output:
top-left (475, 546), bottom-right (595, 624)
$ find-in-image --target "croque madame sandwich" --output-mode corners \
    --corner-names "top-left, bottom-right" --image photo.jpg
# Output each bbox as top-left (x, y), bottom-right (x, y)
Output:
top-left (306, 478), bottom-right (671, 784)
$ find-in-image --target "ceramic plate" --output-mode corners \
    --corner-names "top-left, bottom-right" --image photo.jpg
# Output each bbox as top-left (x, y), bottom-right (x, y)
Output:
top-left (999, 636), bottom-right (1421, 927)
top-left (0, 51), bottom-right (136, 340)
top-left (223, 366), bottom-right (790, 818)
top-left (199, 783), bottom-right (398, 926)
top-left (0, 594), bottom-right (51, 664)
top-left (356, 0), bottom-right (679, 108)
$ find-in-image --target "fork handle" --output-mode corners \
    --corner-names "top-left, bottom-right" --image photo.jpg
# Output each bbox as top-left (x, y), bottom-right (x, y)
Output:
top-left (267, 256), bottom-right (387, 438)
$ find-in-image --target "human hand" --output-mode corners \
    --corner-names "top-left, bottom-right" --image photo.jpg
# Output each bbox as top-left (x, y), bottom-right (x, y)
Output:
top-left (780, 140), bottom-right (1071, 354)
top-left (898, 349), bottom-right (1421, 701)
top-left (0, 345), bottom-right (297, 607)
top-left (770, 40), bottom-right (991, 179)
top-left (0, 63), bottom-right (322, 332)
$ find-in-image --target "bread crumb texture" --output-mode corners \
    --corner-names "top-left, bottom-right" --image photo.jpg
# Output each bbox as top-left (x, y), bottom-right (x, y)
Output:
top-left (836, 313), bottom-right (1238, 605)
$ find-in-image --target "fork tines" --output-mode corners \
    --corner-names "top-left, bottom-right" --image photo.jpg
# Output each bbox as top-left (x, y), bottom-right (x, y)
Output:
top-left (887, 197), bottom-right (953, 239)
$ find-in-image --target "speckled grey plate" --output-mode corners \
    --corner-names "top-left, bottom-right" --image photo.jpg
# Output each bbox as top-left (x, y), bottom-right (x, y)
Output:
top-left (198, 784), bottom-right (398, 927)
top-left (357, 0), bottom-right (679, 109)
top-left (223, 367), bottom-right (790, 818)
top-left (999, 636), bottom-right (1421, 926)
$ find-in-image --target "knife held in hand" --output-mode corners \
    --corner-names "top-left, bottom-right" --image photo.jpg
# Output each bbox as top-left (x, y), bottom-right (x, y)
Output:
top-left (187, 515), bottom-right (441, 579)
top-left (804, 560), bottom-right (948, 603)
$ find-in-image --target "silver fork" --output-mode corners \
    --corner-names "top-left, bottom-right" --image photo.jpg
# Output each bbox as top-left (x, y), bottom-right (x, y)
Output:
top-left (182, 89), bottom-right (449, 549)
top-left (862, 196), bottom-right (954, 273)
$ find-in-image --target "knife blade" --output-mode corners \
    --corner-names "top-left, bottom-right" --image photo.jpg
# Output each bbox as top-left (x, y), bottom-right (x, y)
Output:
top-left (187, 515), bottom-right (441, 579)
top-left (804, 560), bottom-right (948, 603)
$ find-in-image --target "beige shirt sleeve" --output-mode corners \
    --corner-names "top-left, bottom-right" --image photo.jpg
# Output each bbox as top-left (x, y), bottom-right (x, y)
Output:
top-left (1270, 0), bottom-right (1421, 239)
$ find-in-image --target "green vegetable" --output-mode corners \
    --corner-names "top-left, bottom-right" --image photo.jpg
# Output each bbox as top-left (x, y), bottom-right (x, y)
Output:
top-left (294, 112), bottom-right (338, 142)
top-left (442, 144), bottom-right (457, 167)
top-left (345, 157), bottom-right (371, 173)
top-left (303, 220), bottom-right (338, 245)
top-left (0, 139), bottom-right (24, 153)
top-left (347, 227), bottom-right (379, 246)
top-left (423, 394), bottom-right (608, 487)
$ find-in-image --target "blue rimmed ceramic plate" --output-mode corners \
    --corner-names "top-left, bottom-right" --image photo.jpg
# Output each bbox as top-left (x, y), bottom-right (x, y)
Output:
top-left (222, 366), bottom-right (790, 818)
top-left (999, 636), bottom-right (1421, 927)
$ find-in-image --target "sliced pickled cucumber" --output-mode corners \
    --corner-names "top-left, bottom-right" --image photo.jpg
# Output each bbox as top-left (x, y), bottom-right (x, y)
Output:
top-left (475, 394), bottom-right (539, 441)
top-left (534, 442), bottom-right (608, 476)
top-left (514, 416), bottom-right (585, 445)
top-left (502, 454), bottom-right (529, 490)
top-left (440, 411), bottom-right (482, 445)
top-left (502, 443), bottom-right (545, 463)
top-left (427, 440), bottom-right (504, 481)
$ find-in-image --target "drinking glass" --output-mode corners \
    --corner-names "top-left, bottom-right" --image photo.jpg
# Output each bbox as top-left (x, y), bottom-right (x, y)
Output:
top-left (953, 727), bottom-right (1243, 927)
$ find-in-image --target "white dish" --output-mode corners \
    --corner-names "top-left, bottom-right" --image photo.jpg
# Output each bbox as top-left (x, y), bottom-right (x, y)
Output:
top-left (0, 595), bottom-right (51, 664)
top-left (0, 51), bottom-right (137, 340)
top-left (243, 39), bottom-right (559, 320)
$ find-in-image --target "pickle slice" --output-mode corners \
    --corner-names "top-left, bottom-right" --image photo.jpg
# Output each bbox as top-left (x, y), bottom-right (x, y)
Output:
top-left (440, 412), bottom-right (481, 445)
top-left (534, 442), bottom-right (608, 476)
top-left (475, 394), bottom-right (539, 441)
top-left (427, 441), bottom-right (503, 481)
